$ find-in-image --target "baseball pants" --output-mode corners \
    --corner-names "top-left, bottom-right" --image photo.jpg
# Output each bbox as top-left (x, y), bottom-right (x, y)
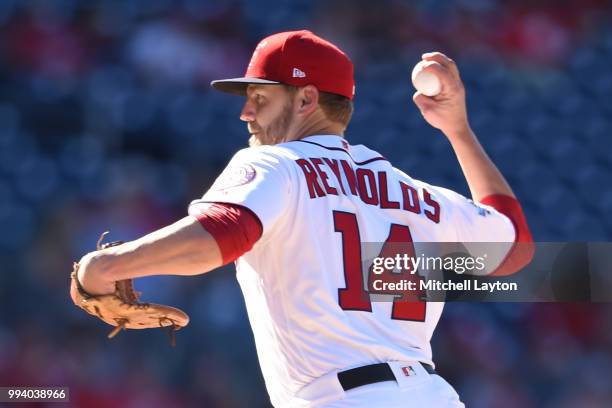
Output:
top-left (291, 361), bottom-right (465, 407)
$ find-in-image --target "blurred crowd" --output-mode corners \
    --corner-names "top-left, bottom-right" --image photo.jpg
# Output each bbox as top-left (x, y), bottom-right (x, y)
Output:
top-left (0, 0), bottom-right (611, 407)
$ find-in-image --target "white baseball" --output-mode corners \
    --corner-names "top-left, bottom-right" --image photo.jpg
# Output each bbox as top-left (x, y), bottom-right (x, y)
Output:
top-left (411, 60), bottom-right (441, 97)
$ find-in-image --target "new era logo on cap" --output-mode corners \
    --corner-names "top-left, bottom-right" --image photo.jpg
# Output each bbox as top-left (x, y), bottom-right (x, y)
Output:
top-left (292, 68), bottom-right (306, 78)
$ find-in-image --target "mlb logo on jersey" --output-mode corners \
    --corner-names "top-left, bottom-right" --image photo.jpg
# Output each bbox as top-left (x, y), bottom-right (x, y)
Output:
top-left (467, 199), bottom-right (491, 217)
top-left (401, 366), bottom-right (417, 377)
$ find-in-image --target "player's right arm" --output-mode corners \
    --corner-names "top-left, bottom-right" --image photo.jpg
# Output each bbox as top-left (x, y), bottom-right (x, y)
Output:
top-left (412, 52), bottom-right (533, 273)
top-left (412, 52), bottom-right (513, 201)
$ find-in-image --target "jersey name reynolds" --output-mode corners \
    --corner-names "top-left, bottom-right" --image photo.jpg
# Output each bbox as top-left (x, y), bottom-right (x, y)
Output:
top-left (295, 157), bottom-right (440, 223)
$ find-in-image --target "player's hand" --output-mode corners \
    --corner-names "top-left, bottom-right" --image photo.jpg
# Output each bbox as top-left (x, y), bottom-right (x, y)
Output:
top-left (412, 52), bottom-right (470, 138)
top-left (76, 251), bottom-right (116, 296)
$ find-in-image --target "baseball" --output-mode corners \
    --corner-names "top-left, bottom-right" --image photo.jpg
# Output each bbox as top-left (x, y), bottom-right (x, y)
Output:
top-left (411, 60), bottom-right (442, 96)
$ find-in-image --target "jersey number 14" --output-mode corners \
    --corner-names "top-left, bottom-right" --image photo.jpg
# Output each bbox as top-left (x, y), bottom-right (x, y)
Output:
top-left (333, 211), bottom-right (426, 322)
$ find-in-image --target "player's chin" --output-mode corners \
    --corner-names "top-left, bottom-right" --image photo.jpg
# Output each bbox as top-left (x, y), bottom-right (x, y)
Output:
top-left (248, 134), bottom-right (262, 147)
top-left (249, 132), bottom-right (278, 147)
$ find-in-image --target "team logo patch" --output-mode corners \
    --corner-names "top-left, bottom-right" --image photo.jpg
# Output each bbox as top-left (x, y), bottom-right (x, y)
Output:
top-left (211, 164), bottom-right (256, 191)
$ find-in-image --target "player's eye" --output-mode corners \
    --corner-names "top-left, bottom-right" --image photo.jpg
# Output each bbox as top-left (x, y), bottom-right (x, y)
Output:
top-left (254, 94), bottom-right (265, 104)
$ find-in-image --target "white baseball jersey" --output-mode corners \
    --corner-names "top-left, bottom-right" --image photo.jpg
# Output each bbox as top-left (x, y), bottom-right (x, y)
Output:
top-left (190, 135), bottom-right (515, 407)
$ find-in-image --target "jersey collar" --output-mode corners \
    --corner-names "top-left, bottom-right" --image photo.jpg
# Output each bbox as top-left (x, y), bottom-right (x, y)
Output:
top-left (299, 135), bottom-right (349, 151)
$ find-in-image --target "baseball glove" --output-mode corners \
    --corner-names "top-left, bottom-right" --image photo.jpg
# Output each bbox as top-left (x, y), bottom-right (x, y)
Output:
top-left (70, 232), bottom-right (190, 346)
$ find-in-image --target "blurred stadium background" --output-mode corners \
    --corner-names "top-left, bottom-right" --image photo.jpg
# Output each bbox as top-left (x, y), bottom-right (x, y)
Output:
top-left (0, 0), bottom-right (611, 407)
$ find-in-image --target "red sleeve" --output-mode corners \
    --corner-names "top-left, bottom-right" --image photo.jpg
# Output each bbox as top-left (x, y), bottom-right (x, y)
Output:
top-left (479, 194), bottom-right (535, 276)
top-left (189, 203), bottom-right (263, 265)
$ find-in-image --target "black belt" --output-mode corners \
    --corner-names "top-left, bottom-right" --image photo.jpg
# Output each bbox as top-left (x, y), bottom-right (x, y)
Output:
top-left (337, 362), bottom-right (436, 391)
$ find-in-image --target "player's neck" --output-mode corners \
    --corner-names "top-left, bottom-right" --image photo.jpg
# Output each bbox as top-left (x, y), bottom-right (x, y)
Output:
top-left (288, 111), bottom-right (344, 142)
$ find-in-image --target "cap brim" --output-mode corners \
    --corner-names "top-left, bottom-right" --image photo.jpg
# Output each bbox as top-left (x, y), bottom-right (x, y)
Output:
top-left (210, 77), bottom-right (281, 96)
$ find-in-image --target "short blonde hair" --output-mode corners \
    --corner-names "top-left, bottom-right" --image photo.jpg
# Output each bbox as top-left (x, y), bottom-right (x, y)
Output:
top-left (283, 85), bottom-right (354, 128)
top-left (318, 91), bottom-right (353, 128)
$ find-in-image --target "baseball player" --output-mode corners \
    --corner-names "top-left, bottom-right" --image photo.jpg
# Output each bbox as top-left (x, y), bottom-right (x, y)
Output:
top-left (74, 30), bottom-right (533, 407)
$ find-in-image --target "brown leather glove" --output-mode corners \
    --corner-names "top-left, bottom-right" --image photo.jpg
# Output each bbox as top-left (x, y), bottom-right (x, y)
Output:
top-left (70, 232), bottom-right (189, 346)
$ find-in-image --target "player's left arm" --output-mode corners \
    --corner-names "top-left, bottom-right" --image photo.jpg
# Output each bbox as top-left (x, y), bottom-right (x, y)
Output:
top-left (76, 216), bottom-right (224, 295)
top-left (77, 201), bottom-right (263, 295)
top-left (77, 147), bottom-right (287, 295)
top-left (412, 52), bottom-right (533, 274)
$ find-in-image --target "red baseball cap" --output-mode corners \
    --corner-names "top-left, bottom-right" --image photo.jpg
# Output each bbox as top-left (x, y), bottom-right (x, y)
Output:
top-left (211, 30), bottom-right (355, 100)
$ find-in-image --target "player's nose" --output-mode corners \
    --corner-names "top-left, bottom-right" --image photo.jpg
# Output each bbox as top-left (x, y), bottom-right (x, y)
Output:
top-left (240, 100), bottom-right (255, 122)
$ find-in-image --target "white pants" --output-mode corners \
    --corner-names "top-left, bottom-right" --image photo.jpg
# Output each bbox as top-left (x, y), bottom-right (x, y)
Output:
top-left (290, 361), bottom-right (465, 408)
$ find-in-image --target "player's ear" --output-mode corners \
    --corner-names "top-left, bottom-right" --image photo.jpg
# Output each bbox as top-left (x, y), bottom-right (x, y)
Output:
top-left (296, 85), bottom-right (319, 115)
